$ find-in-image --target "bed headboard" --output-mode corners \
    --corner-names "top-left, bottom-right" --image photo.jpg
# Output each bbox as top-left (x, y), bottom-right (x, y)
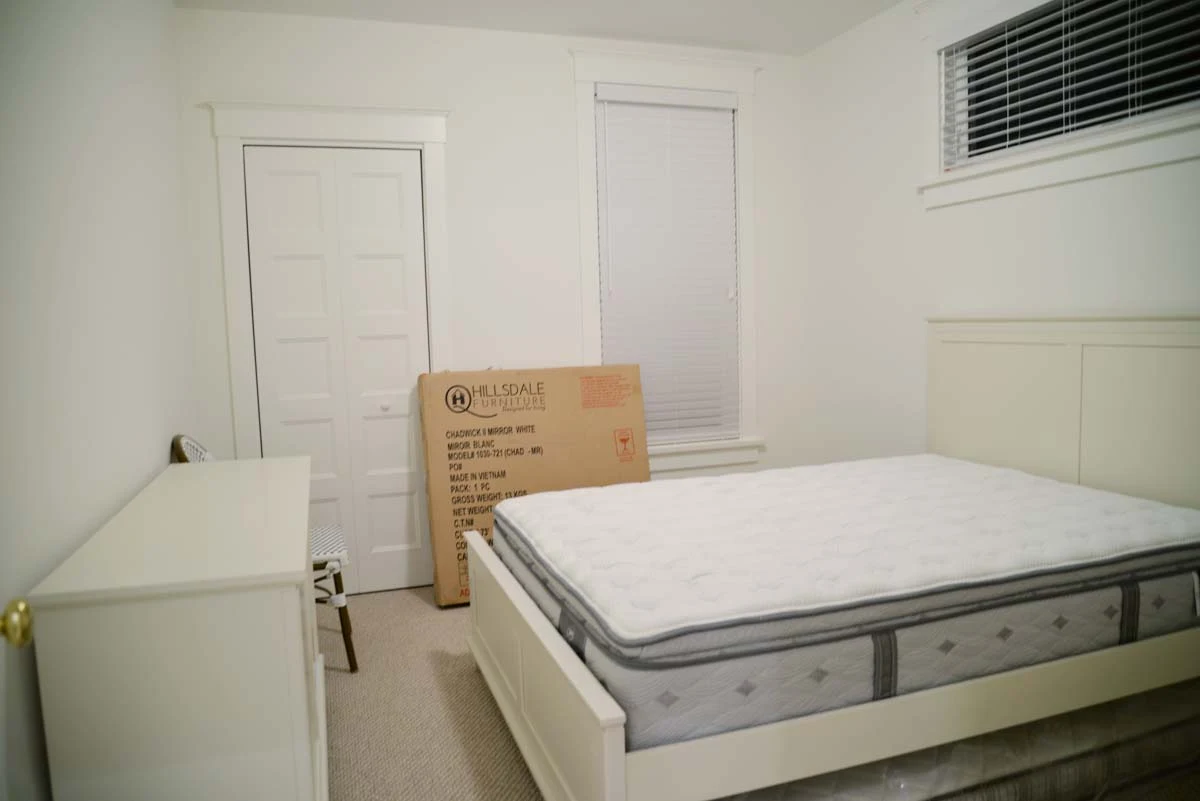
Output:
top-left (928, 318), bottom-right (1200, 509)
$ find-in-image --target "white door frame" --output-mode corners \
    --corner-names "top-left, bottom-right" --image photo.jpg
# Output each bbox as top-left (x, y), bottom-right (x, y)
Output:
top-left (209, 102), bottom-right (452, 458)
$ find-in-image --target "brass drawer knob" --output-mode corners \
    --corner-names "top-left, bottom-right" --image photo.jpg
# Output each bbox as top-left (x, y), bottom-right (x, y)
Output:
top-left (2, 598), bottom-right (32, 648)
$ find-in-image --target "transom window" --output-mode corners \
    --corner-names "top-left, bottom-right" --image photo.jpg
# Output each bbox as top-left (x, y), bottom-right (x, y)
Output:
top-left (941, 0), bottom-right (1200, 169)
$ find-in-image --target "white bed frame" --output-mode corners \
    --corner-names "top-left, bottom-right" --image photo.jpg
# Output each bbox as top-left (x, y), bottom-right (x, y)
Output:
top-left (465, 318), bottom-right (1200, 801)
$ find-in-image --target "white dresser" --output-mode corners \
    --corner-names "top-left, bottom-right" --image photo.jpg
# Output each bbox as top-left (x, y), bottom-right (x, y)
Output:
top-left (29, 457), bottom-right (328, 801)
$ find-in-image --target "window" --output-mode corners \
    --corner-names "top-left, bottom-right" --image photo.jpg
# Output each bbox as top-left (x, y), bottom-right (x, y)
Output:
top-left (594, 86), bottom-right (740, 445)
top-left (572, 53), bottom-right (761, 470)
top-left (941, 0), bottom-right (1200, 170)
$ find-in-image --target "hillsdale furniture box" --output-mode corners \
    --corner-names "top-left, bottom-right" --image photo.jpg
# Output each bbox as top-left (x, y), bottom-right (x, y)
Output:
top-left (419, 365), bottom-right (650, 607)
top-left (29, 457), bottom-right (328, 801)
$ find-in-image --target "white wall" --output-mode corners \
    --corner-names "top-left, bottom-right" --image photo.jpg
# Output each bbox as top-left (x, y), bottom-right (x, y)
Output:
top-left (0, 2), bottom-right (193, 797)
top-left (174, 9), bottom-right (803, 467)
top-left (176, 3), bottom-right (1200, 475)
top-left (761, 0), bottom-right (1200, 466)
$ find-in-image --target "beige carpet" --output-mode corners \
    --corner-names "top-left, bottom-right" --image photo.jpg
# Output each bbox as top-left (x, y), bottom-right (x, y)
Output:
top-left (318, 589), bottom-right (1200, 801)
top-left (317, 587), bottom-right (541, 801)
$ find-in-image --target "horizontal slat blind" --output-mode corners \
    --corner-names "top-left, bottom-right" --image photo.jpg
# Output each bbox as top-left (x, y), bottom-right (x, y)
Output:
top-left (595, 83), bottom-right (738, 109)
top-left (596, 99), bottom-right (740, 445)
top-left (942, 0), bottom-right (1200, 169)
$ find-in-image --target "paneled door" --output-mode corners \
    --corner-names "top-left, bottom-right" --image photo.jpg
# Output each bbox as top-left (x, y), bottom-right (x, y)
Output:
top-left (244, 146), bottom-right (433, 593)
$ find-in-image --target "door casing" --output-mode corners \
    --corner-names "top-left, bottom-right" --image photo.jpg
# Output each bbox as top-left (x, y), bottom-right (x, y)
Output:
top-left (210, 103), bottom-right (453, 462)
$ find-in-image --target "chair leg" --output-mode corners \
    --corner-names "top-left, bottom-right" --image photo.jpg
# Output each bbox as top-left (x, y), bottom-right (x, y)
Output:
top-left (332, 570), bottom-right (358, 673)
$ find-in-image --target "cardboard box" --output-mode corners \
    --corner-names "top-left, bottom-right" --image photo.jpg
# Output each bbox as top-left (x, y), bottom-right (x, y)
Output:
top-left (419, 365), bottom-right (650, 606)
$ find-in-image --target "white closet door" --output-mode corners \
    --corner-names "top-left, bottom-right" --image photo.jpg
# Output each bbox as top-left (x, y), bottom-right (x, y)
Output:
top-left (245, 148), bottom-right (355, 583)
top-left (244, 146), bottom-right (432, 593)
top-left (334, 148), bottom-right (432, 592)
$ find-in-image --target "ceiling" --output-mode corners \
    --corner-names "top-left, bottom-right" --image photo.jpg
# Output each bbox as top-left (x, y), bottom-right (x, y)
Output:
top-left (175, 0), bottom-right (901, 56)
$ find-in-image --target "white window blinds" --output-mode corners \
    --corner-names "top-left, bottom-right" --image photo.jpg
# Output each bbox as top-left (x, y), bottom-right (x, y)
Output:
top-left (942, 0), bottom-right (1200, 169)
top-left (595, 91), bottom-right (740, 445)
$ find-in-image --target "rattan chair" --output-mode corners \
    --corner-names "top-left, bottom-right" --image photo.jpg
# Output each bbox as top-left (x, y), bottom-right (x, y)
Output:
top-left (310, 523), bottom-right (357, 672)
top-left (169, 435), bottom-right (358, 672)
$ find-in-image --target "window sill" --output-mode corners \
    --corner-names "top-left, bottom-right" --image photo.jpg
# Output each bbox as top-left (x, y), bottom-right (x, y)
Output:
top-left (649, 436), bottom-right (765, 476)
top-left (920, 109), bottom-right (1200, 210)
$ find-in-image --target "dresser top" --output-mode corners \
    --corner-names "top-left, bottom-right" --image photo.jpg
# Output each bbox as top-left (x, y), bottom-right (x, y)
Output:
top-left (31, 457), bottom-right (312, 607)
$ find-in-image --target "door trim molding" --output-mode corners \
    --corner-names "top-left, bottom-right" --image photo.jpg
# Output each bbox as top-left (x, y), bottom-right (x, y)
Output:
top-left (208, 102), bottom-right (452, 459)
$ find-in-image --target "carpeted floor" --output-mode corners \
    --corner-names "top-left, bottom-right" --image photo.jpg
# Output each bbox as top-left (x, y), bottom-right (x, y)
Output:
top-left (317, 589), bottom-right (1200, 801)
top-left (317, 587), bottom-right (541, 801)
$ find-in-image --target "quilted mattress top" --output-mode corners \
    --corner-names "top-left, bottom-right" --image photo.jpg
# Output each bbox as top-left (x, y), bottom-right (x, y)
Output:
top-left (492, 455), bottom-right (1200, 646)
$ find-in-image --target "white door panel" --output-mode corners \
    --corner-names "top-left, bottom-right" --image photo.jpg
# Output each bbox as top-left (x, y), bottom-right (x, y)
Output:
top-left (245, 148), bottom-right (359, 588)
top-left (335, 149), bottom-right (432, 592)
top-left (245, 146), bottom-right (432, 593)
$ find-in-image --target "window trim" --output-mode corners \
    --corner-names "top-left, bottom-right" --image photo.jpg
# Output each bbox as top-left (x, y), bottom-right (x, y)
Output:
top-left (921, 105), bottom-right (1200, 208)
top-left (649, 436), bottom-right (767, 477)
top-left (922, 0), bottom-right (1053, 54)
top-left (572, 51), bottom-right (764, 470)
top-left (916, 0), bottom-right (1200, 209)
top-left (207, 102), bottom-right (451, 459)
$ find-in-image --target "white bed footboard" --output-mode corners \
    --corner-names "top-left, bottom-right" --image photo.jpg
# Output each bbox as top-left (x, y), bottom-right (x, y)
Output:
top-left (465, 531), bottom-right (627, 801)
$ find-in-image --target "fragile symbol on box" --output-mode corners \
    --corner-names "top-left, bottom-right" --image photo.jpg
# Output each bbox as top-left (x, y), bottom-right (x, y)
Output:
top-left (614, 427), bottom-right (635, 461)
top-left (458, 558), bottom-right (471, 595)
